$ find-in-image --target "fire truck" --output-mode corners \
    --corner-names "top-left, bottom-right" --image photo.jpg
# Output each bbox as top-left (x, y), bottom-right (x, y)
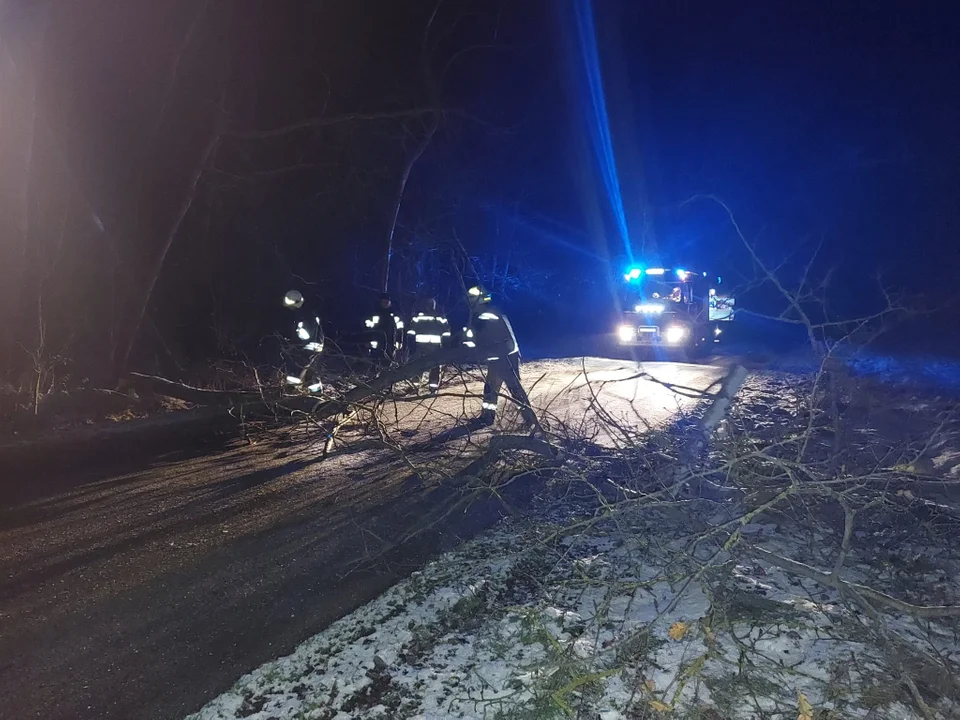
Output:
top-left (615, 265), bottom-right (735, 355)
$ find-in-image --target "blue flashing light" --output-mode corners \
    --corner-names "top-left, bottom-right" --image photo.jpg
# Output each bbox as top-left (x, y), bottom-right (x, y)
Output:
top-left (623, 266), bottom-right (643, 281)
top-left (675, 268), bottom-right (687, 279)
top-left (703, 272), bottom-right (707, 277)
top-left (645, 268), bottom-right (665, 275)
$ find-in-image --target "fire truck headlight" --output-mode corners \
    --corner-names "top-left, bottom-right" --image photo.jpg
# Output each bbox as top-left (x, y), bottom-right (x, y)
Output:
top-left (617, 324), bottom-right (636, 343)
top-left (664, 325), bottom-right (688, 344)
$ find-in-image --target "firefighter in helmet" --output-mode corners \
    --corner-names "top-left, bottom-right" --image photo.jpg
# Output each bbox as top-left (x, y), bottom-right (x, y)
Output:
top-left (364, 292), bottom-right (404, 367)
top-left (406, 296), bottom-right (450, 392)
top-left (463, 285), bottom-right (536, 426)
top-left (282, 289), bottom-right (324, 393)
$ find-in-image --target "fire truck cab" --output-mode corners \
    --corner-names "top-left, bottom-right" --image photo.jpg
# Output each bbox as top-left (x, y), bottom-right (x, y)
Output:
top-left (615, 265), bottom-right (734, 355)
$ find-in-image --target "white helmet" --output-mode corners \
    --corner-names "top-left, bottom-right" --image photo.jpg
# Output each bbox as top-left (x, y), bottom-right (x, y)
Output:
top-left (283, 290), bottom-right (304, 309)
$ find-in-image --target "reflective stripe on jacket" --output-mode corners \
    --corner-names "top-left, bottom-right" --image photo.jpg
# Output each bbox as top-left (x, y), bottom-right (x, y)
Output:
top-left (293, 313), bottom-right (324, 353)
top-left (365, 312), bottom-right (404, 348)
top-left (408, 313), bottom-right (451, 344)
top-left (465, 306), bottom-right (519, 359)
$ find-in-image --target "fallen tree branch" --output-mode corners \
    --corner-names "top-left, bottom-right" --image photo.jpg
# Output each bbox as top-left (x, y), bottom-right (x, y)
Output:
top-left (692, 364), bottom-right (749, 453)
top-left (392, 433), bottom-right (565, 550)
top-left (128, 372), bottom-right (269, 406)
top-left (129, 346), bottom-right (477, 410)
top-left (744, 545), bottom-right (960, 618)
top-left (666, 364), bottom-right (749, 501)
top-left (308, 343), bottom-right (513, 421)
top-left (454, 434), bottom-right (563, 482)
top-left (130, 344), bottom-right (517, 429)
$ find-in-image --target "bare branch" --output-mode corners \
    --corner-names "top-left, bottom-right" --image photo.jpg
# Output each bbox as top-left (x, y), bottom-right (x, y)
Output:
top-left (744, 545), bottom-right (960, 618)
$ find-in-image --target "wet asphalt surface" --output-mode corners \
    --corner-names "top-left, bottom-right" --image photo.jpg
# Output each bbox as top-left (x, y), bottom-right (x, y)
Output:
top-left (0, 424), bottom-right (502, 720)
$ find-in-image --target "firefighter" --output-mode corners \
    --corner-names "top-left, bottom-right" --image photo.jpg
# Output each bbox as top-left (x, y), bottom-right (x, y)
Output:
top-left (281, 289), bottom-right (324, 393)
top-left (463, 285), bottom-right (537, 427)
top-left (364, 292), bottom-right (404, 367)
top-left (406, 296), bottom-right (450, 392)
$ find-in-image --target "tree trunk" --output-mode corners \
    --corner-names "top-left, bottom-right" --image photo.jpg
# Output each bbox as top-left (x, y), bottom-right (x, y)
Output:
top-left (109, 132), bottom-right (221, 384)
top-left (0, 9), bottom-right (42, 379)
top-left (381, 113), bottom-right (439, 292)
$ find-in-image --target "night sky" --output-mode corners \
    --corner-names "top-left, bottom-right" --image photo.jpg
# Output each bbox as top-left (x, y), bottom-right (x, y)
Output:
top-left (573, 2), bottom-right (959, 307)
top-left (1, 0), bottom-right (957, 378)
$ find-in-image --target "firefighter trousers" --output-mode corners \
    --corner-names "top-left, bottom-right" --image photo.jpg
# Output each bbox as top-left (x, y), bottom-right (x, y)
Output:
top-left (368, 331), bottom-right (397, 368)
top-left (282, 348), bottom-right (322, 392)
top-left (412, 345), bottom-right (442, 390)
top-left (482, 352), bottom-right (536, 426)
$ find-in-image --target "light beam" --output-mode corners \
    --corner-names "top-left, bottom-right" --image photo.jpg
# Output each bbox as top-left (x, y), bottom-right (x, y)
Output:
top-left (573, 0), bottom-right (631, 260)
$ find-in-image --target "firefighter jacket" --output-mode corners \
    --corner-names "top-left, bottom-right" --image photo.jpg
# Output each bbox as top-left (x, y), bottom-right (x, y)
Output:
top-left (407, 311), bottom-right (451, 347)
top-left (463, 305), bottom-right (519, 360)
top-left (364, 310), bottom-right (404, 350)
top-left (292, 311), bottom-right (324, 353)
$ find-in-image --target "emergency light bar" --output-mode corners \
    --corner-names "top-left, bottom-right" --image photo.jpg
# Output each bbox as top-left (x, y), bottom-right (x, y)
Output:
top-left (634, 303), bottom-right (665, 314)
top-left (623, 265), bottom-right (705, 282)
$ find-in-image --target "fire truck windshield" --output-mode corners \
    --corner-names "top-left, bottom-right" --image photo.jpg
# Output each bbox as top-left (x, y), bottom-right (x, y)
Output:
top-left (625, 279), bottom-right (685, 305)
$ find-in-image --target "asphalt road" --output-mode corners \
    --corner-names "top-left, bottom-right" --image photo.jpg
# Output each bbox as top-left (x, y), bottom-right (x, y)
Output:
top-left (0, 358), bottom-right (725, 720)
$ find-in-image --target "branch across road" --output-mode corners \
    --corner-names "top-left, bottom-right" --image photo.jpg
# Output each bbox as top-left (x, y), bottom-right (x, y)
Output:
top-left (0, 358), bottom-right (727, 720)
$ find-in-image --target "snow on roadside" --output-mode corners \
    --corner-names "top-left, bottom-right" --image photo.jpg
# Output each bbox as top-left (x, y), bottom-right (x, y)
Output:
top-left (188, 527), bottom-right (523, 720)
top-left (187, 493), bottom-right (955, 720)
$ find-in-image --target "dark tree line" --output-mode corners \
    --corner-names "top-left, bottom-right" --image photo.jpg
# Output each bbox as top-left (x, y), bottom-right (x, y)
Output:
top-left (0, 0), bottom-right (575, 403)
